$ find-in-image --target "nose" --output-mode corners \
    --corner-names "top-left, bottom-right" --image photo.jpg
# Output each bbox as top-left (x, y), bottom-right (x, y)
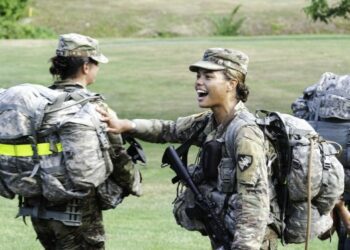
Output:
top-left (195, 74), bottom-right (203, 89)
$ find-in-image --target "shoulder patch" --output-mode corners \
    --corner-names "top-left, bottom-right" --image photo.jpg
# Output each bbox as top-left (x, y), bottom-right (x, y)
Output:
top-left (237, 154), bottom-right (253, 172)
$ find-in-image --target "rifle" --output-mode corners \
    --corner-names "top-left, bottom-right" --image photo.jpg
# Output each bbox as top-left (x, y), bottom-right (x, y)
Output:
top-left (162, 145), bottom-right (231, 250)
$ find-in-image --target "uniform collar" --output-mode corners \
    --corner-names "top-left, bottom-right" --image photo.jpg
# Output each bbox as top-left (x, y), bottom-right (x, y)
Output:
top-left (51, 80), bottom-right (86, 89)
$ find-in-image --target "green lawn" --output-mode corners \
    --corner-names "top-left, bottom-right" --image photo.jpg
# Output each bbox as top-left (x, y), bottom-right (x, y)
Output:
top-left (0, 35), bottom-right (349, 249)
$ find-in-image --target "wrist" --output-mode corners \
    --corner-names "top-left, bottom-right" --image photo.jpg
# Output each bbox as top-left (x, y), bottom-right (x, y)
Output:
top-left (129, 120), bottom-right (136, 130)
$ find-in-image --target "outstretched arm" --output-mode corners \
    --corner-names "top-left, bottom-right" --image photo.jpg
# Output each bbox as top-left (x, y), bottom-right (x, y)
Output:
top-left (97, 107), bottom-right (211, 144)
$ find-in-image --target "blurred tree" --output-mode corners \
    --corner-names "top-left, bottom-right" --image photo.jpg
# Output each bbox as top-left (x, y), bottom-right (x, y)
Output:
top-left (0, 0), bottom-right (54, 38)
top-left (0, 0), bottom-right (29, 20)
top-left (304, 0), bottom-right (350, 23)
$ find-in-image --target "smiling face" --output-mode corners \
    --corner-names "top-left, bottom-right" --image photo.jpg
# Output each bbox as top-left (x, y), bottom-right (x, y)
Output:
top-left (195, 69), bottom-right (236, 109)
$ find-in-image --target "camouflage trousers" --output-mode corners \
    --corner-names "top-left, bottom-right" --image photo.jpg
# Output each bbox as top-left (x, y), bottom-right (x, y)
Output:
top-left (30, 193), bottom-right (105, 250)
top-left (260, 226), bottom-right (278, 250)
top-left (209, 226), bottom-right (278, 250)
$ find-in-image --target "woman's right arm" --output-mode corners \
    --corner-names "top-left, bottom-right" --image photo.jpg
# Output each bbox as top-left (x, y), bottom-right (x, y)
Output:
top-left (98, 107), bottom-right (210, 144)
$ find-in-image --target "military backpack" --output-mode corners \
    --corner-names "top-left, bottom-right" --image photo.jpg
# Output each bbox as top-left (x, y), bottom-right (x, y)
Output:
top-left (292, 72), bottom-right (350, 192)
top-left (224, 110), bottom-right (344, 244)
top-left (0, 83), bottom-right (114, 203)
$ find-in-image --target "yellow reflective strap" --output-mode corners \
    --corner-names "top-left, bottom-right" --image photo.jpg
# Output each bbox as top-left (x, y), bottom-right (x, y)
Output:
top-left (37, 143), bottom-right (63, 156)
top-left (0, 143), bottom-right (62, 157)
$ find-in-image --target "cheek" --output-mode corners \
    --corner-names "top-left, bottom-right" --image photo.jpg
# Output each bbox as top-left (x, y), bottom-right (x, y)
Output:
top-left (210, 83), bottom-right (226, 97)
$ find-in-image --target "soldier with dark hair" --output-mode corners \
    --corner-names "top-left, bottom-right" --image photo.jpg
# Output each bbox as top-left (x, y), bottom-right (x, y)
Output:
top-left (19, 33), bottom-right (141, 250)
top-left (99, 48), bottom-right (278, 249)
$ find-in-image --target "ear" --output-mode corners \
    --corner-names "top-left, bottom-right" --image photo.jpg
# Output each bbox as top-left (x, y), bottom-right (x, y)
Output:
top-left (227, 79), bottom-right (238, 92)
top-left (82, 63), bottom-right (90, 75)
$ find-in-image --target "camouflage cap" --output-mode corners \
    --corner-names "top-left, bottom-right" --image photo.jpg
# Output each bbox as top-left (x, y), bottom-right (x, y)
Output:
top-left (56, 33), bottom-right (108, 63)
top-left (189, 48), bottom-right (249, 75)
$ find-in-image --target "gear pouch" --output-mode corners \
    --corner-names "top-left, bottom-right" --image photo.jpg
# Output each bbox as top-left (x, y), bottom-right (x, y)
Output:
top-left (217, 157), bottom-right (235, 193)
top-left (200, 140), bottom-right (222, 181)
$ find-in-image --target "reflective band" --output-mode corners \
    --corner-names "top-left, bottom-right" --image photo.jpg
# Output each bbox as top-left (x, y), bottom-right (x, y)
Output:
top-left (0, 142), bottom-right (62, 157)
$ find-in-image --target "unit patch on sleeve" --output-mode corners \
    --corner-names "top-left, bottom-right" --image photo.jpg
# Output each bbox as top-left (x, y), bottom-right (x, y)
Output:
top-left (237, 154), bottom-right (253, 172)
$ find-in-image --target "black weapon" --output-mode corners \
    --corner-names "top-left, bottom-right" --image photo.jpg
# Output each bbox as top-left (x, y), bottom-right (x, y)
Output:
top-left (122, 134), bottom-right (147, 164)
top-left (162, 145), bottom-right (231, 250)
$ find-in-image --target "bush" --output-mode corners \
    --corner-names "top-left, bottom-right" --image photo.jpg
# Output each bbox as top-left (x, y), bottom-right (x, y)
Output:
top-left (0, 0), bottom-right (29, 20)
top-left (0, 0), bottom-right (55, 38)
top-left (212, 5), bottom-right (245, 36)
top-left (0, 18), bottom-right (55, 38)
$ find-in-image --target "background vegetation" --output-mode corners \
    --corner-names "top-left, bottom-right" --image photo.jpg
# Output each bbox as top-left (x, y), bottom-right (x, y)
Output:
top-left (0, 0), bottom-right (348, 38)
top-left (0, 0), bottom-right (54, 38)
top-left (0, 34), bottom-right (349, 249)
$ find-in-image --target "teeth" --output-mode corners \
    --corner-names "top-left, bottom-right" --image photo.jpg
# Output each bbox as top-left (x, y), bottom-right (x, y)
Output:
top-left (197, 90), bottom-right (207, 94)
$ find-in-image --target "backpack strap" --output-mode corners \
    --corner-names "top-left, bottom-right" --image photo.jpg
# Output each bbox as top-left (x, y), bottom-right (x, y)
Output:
top-left (224, 111), bottom-right (256, 162)
top-left (175, 114), bottom-right (210, 166)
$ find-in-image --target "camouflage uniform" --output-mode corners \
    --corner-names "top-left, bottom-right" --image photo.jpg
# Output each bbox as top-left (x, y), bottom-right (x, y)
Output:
top-left (22, 34), bottom-right (141, 250)
top-left (131, 101), bottom-right (276, 250)
top-left (25, 79), bottom-right (140, 249)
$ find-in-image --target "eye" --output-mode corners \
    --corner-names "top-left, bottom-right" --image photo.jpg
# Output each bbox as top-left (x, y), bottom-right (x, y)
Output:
top-left (205, 73), bottom-right (214, 79)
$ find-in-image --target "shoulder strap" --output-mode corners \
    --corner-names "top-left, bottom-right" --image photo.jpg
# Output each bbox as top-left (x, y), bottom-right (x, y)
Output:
top-left (176, 114), bottom-right (210, 166)
top-left (224, 111), bottom-right (256, 161)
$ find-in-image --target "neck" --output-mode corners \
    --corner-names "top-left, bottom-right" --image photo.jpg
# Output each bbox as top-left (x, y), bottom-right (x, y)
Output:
top-left (212, 99), bottom-right (238, 125)
top-left (65, 76), bottom-right (88, 88)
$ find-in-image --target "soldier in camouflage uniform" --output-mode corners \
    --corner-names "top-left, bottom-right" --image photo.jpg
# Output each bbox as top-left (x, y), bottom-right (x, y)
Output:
top-left (21, 33), bottom-right (141, 250)
top-left (99, 48), bottom-right (278, 249)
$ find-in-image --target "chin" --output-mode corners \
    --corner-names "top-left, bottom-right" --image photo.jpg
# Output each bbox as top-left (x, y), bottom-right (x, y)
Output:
top-left (198, 102), bottom-right (210, 109)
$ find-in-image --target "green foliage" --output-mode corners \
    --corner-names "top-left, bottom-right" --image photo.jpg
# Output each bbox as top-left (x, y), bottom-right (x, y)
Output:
top-left (304, 0), bottom-right (350, 23)
top-left (0, 0), bottom-right (28, 20)
top-left (0, 0), bottom-right (55, 38)
top-left (212, 5), bottom-right (245, 36)
top-left (0, 18), bottom-right (55, 38)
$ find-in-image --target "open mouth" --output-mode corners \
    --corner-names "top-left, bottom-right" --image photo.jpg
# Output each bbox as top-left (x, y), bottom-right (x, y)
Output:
top-left (197, 90), bottom-right (208, 98)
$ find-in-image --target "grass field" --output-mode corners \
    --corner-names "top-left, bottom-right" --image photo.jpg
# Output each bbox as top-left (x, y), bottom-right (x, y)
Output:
top-left (0, 35), bottom-right (349, 249)
top-left (28, 0), bottom-right (350, 37)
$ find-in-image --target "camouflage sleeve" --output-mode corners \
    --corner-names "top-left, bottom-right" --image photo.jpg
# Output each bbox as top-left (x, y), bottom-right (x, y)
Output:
top-left (131, 112), bottom-right (210, 144)
top-left (99, 102), bottom-right (142, 196)
top-left (231, 125), bottom-right (269, 250)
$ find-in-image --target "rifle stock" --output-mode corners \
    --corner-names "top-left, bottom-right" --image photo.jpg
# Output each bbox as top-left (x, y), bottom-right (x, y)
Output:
top-left (162, 145), bottom-right (231, 250)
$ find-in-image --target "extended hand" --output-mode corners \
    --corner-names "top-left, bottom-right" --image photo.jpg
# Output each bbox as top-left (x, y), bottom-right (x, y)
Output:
top-left (96, 107), bottom-right (135, 134)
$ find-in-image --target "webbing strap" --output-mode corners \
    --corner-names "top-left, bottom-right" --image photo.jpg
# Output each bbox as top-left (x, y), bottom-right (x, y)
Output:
top-left (18, 206), bottom-right (82, 227)
top-left (0, 142), bottom-right (62, 157)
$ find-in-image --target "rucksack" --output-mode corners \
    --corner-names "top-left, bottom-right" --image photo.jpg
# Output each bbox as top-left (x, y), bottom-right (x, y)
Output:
top-left (224, 110), bottom-right (344, 243)
top-left (0, 83), bottom-right (113, 202)
top-left (292, 72), bottom-right (350, 193)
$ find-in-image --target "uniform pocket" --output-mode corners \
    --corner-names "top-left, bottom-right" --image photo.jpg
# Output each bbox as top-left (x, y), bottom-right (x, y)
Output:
top-left (217, 157), bottom-right (235, 193)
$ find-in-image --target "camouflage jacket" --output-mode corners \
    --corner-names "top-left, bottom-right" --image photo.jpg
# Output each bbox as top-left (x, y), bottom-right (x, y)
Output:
top-left (131, 101), bottom-right (269, 250)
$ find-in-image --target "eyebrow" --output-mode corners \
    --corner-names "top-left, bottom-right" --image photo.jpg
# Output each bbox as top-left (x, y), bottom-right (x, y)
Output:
top-left (199, 69), bottom-right (216, 74)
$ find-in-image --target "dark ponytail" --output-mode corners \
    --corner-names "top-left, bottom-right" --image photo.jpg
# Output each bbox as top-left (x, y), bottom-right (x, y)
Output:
top-left (49, 56), bottom-right (97, 80)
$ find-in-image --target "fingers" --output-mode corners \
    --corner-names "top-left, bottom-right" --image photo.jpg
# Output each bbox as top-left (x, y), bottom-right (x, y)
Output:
top-left (106, 127), bottom-right (117, 133)
top-left (100, 116), bottom-right (110, 122)
top-left (96, 106), bottom-right (108, 116)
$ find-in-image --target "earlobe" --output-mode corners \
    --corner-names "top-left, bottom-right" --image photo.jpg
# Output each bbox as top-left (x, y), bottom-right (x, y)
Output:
top-left (82, 63), bottom-right (90, 74)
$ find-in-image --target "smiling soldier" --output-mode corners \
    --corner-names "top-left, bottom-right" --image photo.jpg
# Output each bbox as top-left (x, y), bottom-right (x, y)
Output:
top-left (98, 48), bottom-right (278, 250)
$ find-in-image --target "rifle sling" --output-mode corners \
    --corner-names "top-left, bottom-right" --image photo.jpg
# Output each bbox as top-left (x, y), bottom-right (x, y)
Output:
top-left (176, 115), bottom-right (210, 166)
